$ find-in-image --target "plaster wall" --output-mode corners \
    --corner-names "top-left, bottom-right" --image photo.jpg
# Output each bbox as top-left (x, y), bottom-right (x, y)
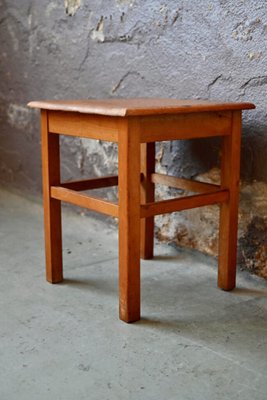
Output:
top-left (0, 0), bottom-right (266, 277)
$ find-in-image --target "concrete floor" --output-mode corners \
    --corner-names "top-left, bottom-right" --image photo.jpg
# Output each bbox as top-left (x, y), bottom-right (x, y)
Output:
top-left (0, 188), bottom-right (267, 400)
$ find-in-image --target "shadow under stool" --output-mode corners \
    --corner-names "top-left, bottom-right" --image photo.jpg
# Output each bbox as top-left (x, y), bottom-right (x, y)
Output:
top-left (28, 98), bottom-right (255, 323)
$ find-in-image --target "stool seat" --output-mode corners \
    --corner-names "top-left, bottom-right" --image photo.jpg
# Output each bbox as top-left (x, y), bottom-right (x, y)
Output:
top-left (28, 98), bottom-right (255, 323)
top-left (28, 98), bottom-right (254, 116)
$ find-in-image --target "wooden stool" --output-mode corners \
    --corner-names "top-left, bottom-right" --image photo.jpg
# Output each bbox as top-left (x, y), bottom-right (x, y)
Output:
top-left (28, 99), bottom-right (255, 323)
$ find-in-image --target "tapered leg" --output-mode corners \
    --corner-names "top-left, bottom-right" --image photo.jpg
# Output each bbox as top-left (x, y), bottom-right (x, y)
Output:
top-left (41, 110), bottom-right (63, 283)
top-left (140, 143), bottom-right (155, 259)
top-left (118, 119), bottom-right (141, 322)
top-left (218, 111), bottom-right (242, 290)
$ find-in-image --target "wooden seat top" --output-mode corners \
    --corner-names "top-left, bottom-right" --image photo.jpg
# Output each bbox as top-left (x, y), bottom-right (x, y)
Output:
top-left (28, 98), bottom-right (255, 117)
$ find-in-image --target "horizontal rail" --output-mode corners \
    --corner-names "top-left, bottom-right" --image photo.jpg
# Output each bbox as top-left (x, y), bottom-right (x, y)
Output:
top-left (61, 175), bottom-right (118, 191)
top-left (151, 173), bottom-right (220, 193)
top-left (48, 111), bottom-right (119, 142)
top-left (139, 111), bottom-right (231, 142)
top-left (140, 190), bottom-right (229, 218)
top-left (51, 186), bottom-right (118, 217)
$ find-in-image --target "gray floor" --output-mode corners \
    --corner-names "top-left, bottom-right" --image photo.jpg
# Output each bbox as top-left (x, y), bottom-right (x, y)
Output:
top-left (0, 188), bottom-right (267, 400)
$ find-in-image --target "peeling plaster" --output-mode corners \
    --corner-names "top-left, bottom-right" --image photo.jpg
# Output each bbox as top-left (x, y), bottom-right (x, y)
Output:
top-left (116, 0), bottom-right (135, 8)
top-left (248, 51), bottom-right (262, 61)
top-left (232, 17), bottom-right (261, 41)
top-left (65, 0), bottom-right (81, 16)
top-left (91, 15), bottom-right (105, 42)
top-left (89, 4), bottom-right (182, 46)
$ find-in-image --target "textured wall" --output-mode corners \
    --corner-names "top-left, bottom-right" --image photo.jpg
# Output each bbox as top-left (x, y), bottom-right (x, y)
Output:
top-left (0, 0), bottom-right (266, 277)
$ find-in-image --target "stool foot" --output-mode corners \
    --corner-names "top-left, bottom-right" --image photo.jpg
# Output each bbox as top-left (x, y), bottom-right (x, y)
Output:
top-left (119, 308), bottom-right (141, 323)
top-left (44, 190), bottom-right (63, 285)
top-left (219, 284), bottom-right (236, 291)
top-left (47, 277), bottom-right (63, 284)
top-left (218, 201), bottom-right (237, 291)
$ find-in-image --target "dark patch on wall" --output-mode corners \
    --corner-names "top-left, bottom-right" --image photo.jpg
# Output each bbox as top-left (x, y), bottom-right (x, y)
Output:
top-left (239, 217), bottom-right (267, 279)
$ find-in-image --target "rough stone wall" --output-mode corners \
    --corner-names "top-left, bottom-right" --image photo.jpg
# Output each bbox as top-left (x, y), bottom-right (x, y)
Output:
top-left (0, 0), bottom-right (266, 278)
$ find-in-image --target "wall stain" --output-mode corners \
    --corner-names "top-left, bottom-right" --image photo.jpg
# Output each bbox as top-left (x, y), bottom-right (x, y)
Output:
top-left (7, 104), bottom-right (32, 130)
top-left (239, 217), bottom-right (267, 279)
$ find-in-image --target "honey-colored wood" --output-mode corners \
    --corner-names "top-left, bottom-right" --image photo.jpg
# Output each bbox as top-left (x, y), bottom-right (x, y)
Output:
top-left (48, 111), bottom-right (119, 142)
top-left (140, 143), bottom-right (155, 259)
top-left (118, 119), bottom-right (141, 323)
top-left (30, 98), bottom-right (255, 324)
top-left (218, 111), bottom-right (242, 290)
top-left (141, 190), bottom-right (229, 218)
top-left (51, 186), bottom-right (118, 217)
top-left (28, 98), bottom-right (255, 117)
top-left (41, 110), bottom-right (63, 283)
top-left (140, 112), bottom-right (232, 142)
top-left (61, 175), bottom-right (118, 191)
top-left (151, 173), bottom-right (220, 193)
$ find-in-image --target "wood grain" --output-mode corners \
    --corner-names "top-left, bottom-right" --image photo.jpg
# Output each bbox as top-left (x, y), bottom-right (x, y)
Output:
top-left (118, 118), bottom-right (141, 322)
top-left (41, 110), bottom-right (63, 283)
top-left (48, 111), bottom-right (119, 142)
top-left (28, 98), bottom-right (255, 117)
top-left (51, 186), bottom-right (118, 217)
top-left (32, 99), bottom-right (255, 323)
top-left (139, 112), bottom-right (232, 142)
top-left (218, 111), bottom-right (242, 290)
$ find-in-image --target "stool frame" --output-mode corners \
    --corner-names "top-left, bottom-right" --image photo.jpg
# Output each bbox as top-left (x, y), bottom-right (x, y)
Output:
top-left (29, 99), bottom-right (255, 323)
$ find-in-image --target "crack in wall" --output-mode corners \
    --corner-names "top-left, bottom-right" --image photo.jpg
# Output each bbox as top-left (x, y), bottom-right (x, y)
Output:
top-left (111, 71), bottom-right (141, 93)
top-left (207, 74), bottom-right (223, 90)
top-left (241, 76), bottom-right (267, 90)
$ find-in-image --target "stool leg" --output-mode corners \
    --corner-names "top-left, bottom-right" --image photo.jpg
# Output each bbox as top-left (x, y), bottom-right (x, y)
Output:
top-left (140, 143), bottom-right (155, 259)
top-left (41, 110), bottom-right (63, 283)
top-left (118, 119), bottom-right (141, 322)
top-left (218, 111), bottom-right (242, 290)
